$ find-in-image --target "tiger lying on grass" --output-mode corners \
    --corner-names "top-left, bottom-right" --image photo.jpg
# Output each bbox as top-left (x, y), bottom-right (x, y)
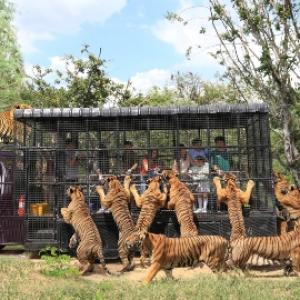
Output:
top-left (127, 175), bottom-right (168, 267)
top-left (96, 175), bottom-right (136, 272)
top-left (61, 186), bottom-right (109, 275)
top-left (126, 230), bottom-right (228, 284)
top-left (161, 169), bottom-right (198, 237)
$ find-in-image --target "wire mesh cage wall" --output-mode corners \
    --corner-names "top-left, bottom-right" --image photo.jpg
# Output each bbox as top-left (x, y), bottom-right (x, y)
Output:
top-left (14, 104), bottom-right (277, 254)
top-left (0, 150), bottom-right (24, 245)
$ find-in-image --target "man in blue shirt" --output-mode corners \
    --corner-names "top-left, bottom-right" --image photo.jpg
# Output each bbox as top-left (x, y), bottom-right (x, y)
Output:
top-left (211, 136), bottom-right (231, 176)
top-left (188, 138), bottom-right (209, 166)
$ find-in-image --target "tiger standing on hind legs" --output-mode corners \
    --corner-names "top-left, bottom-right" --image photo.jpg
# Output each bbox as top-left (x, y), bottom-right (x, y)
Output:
top-left (273, 172), bottom-right (300, 275)
top-left (60, 186), bottom-right (109, 275)
top-left (161, 169), bottom-right (198, 237)
top-left (213, 174), bottom-right (255, 243)
top-left (213, 174), bottom-right (300, 274)
top-left (126, 175), bottom-right (168, 267)
top-left (95, 175), bottom-right (136, 272)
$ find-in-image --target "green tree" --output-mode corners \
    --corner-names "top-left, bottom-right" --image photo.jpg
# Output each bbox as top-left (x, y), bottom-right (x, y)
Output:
top-left (120, 71), bottom-right (239, 107)
top-left (0, 0), bottom-right (24, 110)
top-left (24, 46), bottom-right (131, 108)
top-left (167, 1), bottom-right (300, 186)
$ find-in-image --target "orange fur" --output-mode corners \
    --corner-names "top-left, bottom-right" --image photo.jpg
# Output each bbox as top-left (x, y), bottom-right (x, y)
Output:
top-left (95, 176), bottom-right (136, 272)
top-left (0, 103), bottom-right (32, 141)
top-left (127, 175), bottom-right (167, 267)
top-left (141, 232), bottom-right (228, 283)
top-left (213, 174), bottom-right (255, 242)
top-left (61, 186), bottom-right (108, 275)
top-left (162, 169), bottom-right (198, 237)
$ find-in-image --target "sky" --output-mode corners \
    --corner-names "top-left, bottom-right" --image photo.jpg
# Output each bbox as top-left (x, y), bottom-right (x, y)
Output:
top-left (13, 0), bottom-right (223, 93)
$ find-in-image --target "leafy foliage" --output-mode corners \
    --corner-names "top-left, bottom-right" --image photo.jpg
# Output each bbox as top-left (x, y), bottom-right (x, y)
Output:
top-left (120, 71), bottom-right (239, 107)
top-left (0, 0), bottom-right (24, 110)
top-left (166, 0), bottom-right (300, 184)
top-left (24, 46), bottom-right (131, 108)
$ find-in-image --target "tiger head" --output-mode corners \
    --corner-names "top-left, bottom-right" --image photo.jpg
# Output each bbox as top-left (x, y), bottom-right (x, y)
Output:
top-left (106, 175), bottom-right (123, 191)
top-left (67, 185), bottom-right (84, 197)
top-left (146, 175), bottom-right (162, 189)
top-left (224, 173), bottom-right (238, 190)
top-left (66, 186), bottom-right (86, 205)
top-left (273, 172), bottom-right (286, 183)
top-left (161, 169), bottom-right (178, 181)
top-left (126, 229), bottom-right (147, 252)
top-left (273, 172), bottom-right (290, 195)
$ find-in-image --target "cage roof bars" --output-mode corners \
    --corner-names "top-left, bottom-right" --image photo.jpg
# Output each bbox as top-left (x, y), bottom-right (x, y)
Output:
top-left (14, 103), bottom-right (268, 119)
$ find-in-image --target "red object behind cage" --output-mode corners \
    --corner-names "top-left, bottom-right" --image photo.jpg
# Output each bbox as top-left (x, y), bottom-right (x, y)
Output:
top-left (17, 194), bottom-right (25, 217)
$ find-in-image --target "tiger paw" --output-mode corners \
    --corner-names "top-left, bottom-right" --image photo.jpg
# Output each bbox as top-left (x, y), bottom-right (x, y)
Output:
top-left (248, 180), bottom-right (255, 188)
top-left (213, 176), bottom-right (221, 183)
top-left (129, 184), bottom-right (138, 193)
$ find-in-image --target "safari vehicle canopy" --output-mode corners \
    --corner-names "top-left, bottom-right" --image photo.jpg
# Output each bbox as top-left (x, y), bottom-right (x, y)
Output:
top-left (9, 103), bottom-right (277, 255)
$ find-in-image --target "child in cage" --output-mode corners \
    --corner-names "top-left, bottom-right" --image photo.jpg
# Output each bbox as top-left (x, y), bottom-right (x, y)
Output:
top-left (188, 155), bottom-right (210, 213)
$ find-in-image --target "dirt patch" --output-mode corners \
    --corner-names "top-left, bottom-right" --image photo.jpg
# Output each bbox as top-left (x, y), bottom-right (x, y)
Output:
top-left (2, 251), bottom-right (298, 283)
top-left (79, 258), bottom-right (299, 283)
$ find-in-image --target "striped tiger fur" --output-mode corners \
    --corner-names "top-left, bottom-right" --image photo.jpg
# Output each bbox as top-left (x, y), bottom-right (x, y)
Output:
top-left (213, 174), bottom-right (284, 269)
top-left (127, 175), bottom-right (168, 266)
top-left (274, 172), bottom-right (300, 274)
top-left (0, 103), bottom-right (31, 142)
top-left (231, 220), bottom-right (300, 271)
top-left (95, 175), bottom-right (136, 272)
top-left (162, 169), bottom-right (198, 237)
top-left (61, 186), bottom-right (108, 275)
top-left (213, 174), bottom-right (255, 242)
top-left (130, 175), bottom-right (167, 230)
top-left (274, 172), bottom-right (300, 219)
top-left (127, 230), bottom-right (228, 283)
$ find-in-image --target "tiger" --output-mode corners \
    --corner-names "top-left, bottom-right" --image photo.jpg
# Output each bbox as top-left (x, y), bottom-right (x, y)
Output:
top-left (214, 175), bottom-right (300, 273)
top-left (161, 169), bottom-right (198, 237)
top-left (60, 186), bottom-right (109, 275)
top-left (274, 172), bottom-right (300, 220)
top-left (213, 174), bottom-right (255, 242)
top-left (95, 175), bottom-right (136, 272)
top-left (0, 103), bottom-right (32, 142)
top-left (273, 172), bottom-right (300, 274)
top-left (127, 175), bottom-right (168, 267)
top-left (230, 219), bottom-right (300, 273)
top-left (213, 174), bottom-right (285, 270)
top-left (126, 230), bottom-right (228, 284)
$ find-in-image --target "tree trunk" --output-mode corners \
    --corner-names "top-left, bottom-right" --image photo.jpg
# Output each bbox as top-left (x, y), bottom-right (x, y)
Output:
top-left (281, 106), bottom-right (300, 187)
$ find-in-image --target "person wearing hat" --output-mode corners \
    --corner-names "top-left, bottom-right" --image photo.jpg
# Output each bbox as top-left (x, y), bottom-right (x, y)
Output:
top-left (188, 154), bottom-right (210, 213)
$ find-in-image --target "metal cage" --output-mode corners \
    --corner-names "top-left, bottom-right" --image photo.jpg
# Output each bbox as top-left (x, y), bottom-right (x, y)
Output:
top-left (13, 103), bottom-right (277, 256)
top-left (0, 150), bottom-right (24, 246)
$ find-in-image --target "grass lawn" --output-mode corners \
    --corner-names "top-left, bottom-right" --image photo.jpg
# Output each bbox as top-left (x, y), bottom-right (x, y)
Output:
top-left (1, 256), bottom-right (300, 300)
